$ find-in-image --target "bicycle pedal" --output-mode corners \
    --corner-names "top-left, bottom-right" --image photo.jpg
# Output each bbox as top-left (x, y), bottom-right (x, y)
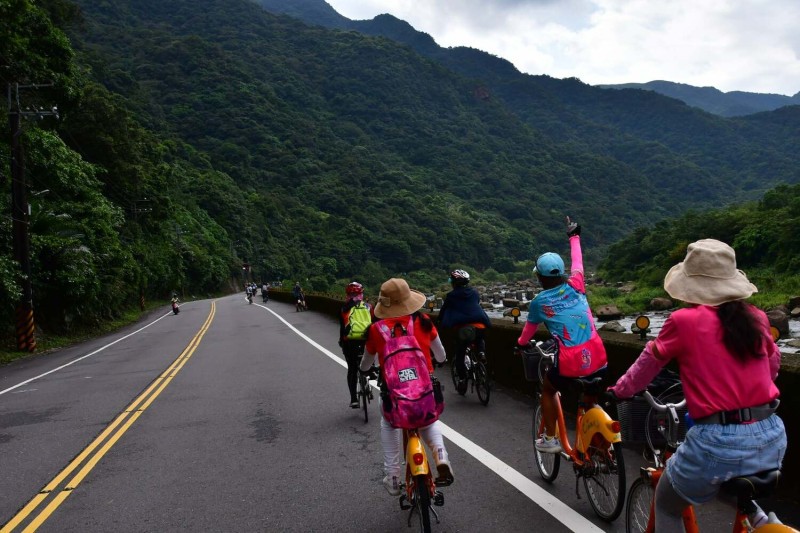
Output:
top-left (433, 491), bottom-right (444, 506)
top-left (399, 494), bottom-right (411, 511)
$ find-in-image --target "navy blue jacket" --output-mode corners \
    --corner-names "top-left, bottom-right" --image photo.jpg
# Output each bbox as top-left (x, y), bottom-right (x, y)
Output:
top-left (439, 286), bottom-right (491, 329)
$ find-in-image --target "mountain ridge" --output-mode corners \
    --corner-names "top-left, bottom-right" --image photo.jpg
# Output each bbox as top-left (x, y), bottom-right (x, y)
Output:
top-left (254, 0), bottom-right (799, 118)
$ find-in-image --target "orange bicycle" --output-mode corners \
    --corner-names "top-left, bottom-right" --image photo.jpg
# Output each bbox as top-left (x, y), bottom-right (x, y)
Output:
top-left (626, 390), bottom-right (796, 533)
top-left (398, 428), bottom-right (450, 533)
top-left (524, 340), bottom-right (626, 521)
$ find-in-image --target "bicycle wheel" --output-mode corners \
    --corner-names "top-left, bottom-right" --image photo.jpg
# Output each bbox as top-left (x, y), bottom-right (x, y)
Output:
top-left (413, 474), bottom-right (432, 533)
top-left (450, 357), bottom-right (459, 390)
top-left (360, 382), bottom-right (369, 423)
top-left (475, 361), bottom-right (491, 406)
top-left (532, 402), bottom-right (560, 482)
top-left (583, 440), bottom-right (626, 521)
top-left (626, 477), bottom-right (655, 533)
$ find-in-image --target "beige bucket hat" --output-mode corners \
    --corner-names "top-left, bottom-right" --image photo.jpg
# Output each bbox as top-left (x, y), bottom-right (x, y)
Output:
top-left (374, 278), bottom-right (427, 319)
top-left (663, 239), bottom-right (758, 306)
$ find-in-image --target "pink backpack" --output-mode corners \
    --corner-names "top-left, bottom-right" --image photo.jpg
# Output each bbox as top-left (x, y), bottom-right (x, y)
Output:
top-left (377, 318), bottom-right (443, 429)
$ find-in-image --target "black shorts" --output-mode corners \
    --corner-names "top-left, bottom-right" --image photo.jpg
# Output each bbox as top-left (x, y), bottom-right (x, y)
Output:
top-left (546, 365), bottom-right (607, 394)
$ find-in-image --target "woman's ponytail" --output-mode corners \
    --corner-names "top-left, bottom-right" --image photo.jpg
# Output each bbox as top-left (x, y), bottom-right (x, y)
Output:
top-left (717, 300), bottom-right (767, 361)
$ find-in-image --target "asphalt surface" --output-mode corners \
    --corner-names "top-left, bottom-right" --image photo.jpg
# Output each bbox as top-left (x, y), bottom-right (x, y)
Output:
top-left (1, 295), bottom-right (797, 532)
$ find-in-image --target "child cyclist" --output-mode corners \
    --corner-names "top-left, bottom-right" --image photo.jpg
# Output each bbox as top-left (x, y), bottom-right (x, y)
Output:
top-left (338, 281), bottom-right (374, 409)
top-left (610, 239), bottom-right (785, 530)
top-left (516, 216), bottom-right (607, 453)
top-left (360, 278), bottom-right (454, 495)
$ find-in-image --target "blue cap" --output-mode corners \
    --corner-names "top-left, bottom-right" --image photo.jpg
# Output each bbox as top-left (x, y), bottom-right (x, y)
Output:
top-left (535, 253), bottom-right (565, 277)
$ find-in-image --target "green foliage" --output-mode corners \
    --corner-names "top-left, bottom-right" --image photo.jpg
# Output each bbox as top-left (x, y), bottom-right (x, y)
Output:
top-left (597, 183), bottom-right (800, 308)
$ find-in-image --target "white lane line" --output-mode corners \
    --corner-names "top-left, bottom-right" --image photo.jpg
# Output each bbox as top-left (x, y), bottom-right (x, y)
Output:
top-left (256, 303), bottom-right (603, 533)
top-left (0, 310), bottom-right (175, 397)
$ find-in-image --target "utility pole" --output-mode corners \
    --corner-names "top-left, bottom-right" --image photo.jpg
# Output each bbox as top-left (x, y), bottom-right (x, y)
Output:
top-left (7, 83), bottom-right (58, 352)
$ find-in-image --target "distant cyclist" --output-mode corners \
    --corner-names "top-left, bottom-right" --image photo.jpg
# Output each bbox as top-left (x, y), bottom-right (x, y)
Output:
top-left (339, 282), bottom-right (374, 408)
top-left (360, 278), bottom-right (454, 495)
top-left (292, 282), bottom-right (306, 310)
top-left (516, 217), bottom-right (607, 454)
top-left (261, 282), bottom-right (269, 302)
top-left (610, 239), bottom-right (785, 530)
top-left (438, 269), bottom-right (491, 394)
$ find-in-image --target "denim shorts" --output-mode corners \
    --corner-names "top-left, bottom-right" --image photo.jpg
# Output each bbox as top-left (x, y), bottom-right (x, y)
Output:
top-left (665, 414), bottom-right (786, 505)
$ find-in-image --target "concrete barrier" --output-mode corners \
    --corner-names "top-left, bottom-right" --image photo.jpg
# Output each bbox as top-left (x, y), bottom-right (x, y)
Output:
top-left (269, 290), bottom-right (800, 495)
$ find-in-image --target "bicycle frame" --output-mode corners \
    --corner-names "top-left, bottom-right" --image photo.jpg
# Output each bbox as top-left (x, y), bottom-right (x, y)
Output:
top-left (631, 390), bottom-right (778, 533)
top-left (546, 391), bottom-right (621, 463)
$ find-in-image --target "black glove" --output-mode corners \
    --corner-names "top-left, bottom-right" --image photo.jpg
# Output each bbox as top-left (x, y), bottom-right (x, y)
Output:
top-left (566, 216), bottom-right (581, 237)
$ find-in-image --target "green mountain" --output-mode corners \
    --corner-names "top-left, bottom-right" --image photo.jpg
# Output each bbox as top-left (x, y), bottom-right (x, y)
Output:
top-left (599, 81), bottom-right (800, 117)
top-left (254, 0), bottom-right (800, 203)
top-left (597, 182), bottom-right (800, 308)
top-left (3, 0), bottom-right (800, 340)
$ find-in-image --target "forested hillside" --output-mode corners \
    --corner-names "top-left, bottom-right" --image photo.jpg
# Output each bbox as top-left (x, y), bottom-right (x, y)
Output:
top-left (3, 0), bottom-right (800, 343)
top-left (599, 81), bottom-right (800, 117)
top-left (597, 183), bottom-right (800, 305)
top-left (256, 0), bottom-right (800, 202)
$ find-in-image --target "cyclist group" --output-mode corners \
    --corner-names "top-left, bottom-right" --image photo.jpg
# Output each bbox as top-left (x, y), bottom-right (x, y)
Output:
top-left (328, 216), bottom-right (787, 530)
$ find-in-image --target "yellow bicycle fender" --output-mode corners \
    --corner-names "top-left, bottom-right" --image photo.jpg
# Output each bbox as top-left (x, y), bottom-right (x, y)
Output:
top-left (406, 435), bottom-right (430, 477)
top-left (578, 406), bottom-right (621, 453)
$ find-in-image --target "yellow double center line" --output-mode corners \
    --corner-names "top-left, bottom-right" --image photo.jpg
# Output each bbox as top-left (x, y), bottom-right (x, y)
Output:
top-left (2, 301), bottom-right (217, 533)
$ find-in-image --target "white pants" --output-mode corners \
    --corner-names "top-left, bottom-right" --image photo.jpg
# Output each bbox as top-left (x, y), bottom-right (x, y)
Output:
top-left (380, 415), bottom-right (449, 478)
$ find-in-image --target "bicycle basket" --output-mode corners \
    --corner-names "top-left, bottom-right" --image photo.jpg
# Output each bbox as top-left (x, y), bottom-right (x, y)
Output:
top-left (521, 349), bottom-right (541, 382)
top-left (618, 380), bottom-right (687, 448)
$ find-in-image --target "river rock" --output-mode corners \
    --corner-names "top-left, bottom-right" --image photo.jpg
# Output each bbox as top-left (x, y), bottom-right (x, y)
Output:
top-left (526, 290), bottom-right (535, 300)
top-left (503, 298), bottom-right (520, 308)
top-left (649, 298), bottom-right (673, 311)
top-left (492, 294), bottom-right (501, 304)
top-left (519, 301), bottom-right (530, 311)
top-left (786, 339), bottom-right (800, 348)
top-left (599, 321), bottom-right (626, 333)
top-left (596, 304), bottom-right (622, 321)
top-left (789, 296), bottom-right (800, 310)
top-left (766, 309), bottom-right (790, 336)
top-left (480, 302), bottom-right (494, 309)
top-left (768, 304), bottom-right (789, 315)
top-left (791, 307), bottom-right (800, 319)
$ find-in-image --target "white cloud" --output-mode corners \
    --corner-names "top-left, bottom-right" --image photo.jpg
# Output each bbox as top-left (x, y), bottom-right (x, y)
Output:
top-left (325, 0), bottom-right (800, 95)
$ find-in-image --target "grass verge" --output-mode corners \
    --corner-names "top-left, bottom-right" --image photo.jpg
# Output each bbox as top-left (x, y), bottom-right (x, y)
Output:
top-left (0, 300), bottom-right (171, 365)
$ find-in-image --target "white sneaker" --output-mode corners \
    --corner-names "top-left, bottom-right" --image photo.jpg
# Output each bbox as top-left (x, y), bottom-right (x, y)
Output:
top-left (435, 459), bottom-right (454, 485)
top-left (383, 475), bottom-right (401, 496)
top-left (349, 400), bottom-right (359, 409)
top-left (535, 435), bottom-right (562, 454)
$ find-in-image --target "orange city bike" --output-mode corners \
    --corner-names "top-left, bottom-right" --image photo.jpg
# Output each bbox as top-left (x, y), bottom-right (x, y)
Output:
top-left (399, 427), bottom-right (451, 533)
top-left (519, 340), bottom-right (626, 521)
top-left (625, 390), bottom-right (797, 533)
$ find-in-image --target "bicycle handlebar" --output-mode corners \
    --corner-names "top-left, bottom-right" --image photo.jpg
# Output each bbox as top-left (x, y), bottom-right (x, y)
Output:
top-left (642, 390), bottom-right (687, 411)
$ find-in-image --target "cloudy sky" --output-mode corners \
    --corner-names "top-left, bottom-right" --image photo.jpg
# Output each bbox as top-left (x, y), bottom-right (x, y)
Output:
top-left (325, 0), bottom-right (800, 96)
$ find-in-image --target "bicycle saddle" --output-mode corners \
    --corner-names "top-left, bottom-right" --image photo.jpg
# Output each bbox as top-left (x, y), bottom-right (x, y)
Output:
top-left (720, 469), bottom-right (781, 503)
top-left (574, 376), bottom-right (604, 392)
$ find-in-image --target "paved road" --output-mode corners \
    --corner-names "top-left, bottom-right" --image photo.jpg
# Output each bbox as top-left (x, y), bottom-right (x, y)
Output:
top-left (1, 295), bottom-right (797, 532)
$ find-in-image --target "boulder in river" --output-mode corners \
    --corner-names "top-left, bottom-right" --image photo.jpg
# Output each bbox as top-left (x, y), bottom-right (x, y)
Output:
top-left (480, 302), bottom-right (494, 310)
top-left (649, 297), bottom-right (673, 311)
top-left (766, 309), bottom-right (790, 336)
top-left (791, 307), bottom-right (800, 319)
top-left (596, 304), bottom-right (622, 321)
top-left (786, 339), bottom-right (800, 348)
top-left (519, 301), bottom-right (530, 311)
top-left (599, 321), bottom-right (626, 333)
top-left (789, 296), bottom-right (800, 310)
top-left (502, 298), bottom-right (521, 308)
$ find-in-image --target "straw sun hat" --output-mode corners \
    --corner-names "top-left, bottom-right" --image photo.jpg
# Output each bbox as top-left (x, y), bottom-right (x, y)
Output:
top-left (374, 278), bottom-right (427, 319)
top-left (663, 239), bottom-right (758, 306)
